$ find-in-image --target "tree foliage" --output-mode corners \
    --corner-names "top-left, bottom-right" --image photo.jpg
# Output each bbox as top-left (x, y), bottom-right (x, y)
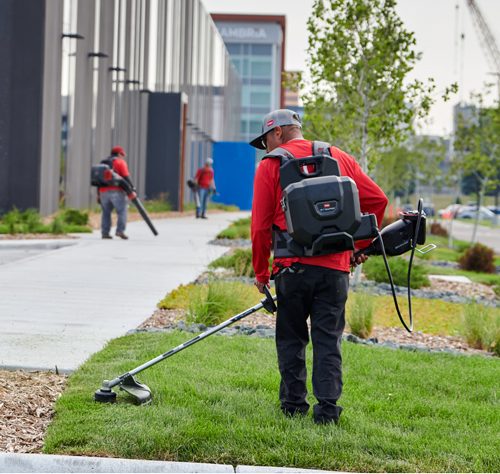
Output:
top-left (293, 0), bottom-right (453, 172)
top-left (375, 135), bottom-right (447, 200)
top-left (453, 91), bottom-right (500, 245)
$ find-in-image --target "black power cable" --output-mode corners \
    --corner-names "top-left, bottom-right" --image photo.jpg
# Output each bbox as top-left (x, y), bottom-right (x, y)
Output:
top-left (375, 198), bottom-right (424, 333)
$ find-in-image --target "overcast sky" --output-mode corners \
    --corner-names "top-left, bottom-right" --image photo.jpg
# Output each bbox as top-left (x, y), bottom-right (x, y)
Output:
top-left (202, 0), bottom-right (500, 136)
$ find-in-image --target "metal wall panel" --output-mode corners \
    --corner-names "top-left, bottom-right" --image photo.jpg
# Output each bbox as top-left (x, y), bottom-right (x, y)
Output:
top-left (66, 0), bottom-right (96, 209)
top-left (94, 0), bottom-right (115, 167)
top-left (39, 0), bottom-right (64, 216)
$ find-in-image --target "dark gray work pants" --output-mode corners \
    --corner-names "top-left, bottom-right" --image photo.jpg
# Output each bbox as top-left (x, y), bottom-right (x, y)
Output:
top-left (274, 263), bottom-right (349, 424)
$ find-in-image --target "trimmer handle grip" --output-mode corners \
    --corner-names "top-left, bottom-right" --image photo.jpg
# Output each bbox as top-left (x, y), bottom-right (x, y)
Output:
top-left (261, 285), bottom-right (277, 314)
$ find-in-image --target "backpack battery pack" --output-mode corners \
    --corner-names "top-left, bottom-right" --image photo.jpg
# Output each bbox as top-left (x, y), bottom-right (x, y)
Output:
top-left (277, 154), bottom-right (378, 257)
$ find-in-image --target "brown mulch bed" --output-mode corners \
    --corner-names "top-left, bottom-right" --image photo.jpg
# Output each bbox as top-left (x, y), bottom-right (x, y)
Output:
top-left (0, 369), bottom-right (67, 453)
top-left (422, 278), bottom-right (498, 299)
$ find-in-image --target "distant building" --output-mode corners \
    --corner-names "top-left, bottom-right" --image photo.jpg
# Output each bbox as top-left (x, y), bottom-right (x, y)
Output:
top-left (212, 14), bottom-right (286, 143)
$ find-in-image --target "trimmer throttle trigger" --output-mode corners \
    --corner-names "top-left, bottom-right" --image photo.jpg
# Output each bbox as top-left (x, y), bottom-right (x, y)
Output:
top-left (261, 285), bottom-right (277, 314)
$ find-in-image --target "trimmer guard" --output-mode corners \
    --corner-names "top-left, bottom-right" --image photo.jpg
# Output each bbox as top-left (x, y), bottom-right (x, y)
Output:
top-left (119, 374), bottom-right (152, 405)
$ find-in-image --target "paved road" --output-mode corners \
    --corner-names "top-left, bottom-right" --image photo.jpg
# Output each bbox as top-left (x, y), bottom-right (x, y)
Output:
top-left (447, 220), bottom-right (500, 253)
top-left (0, 212), bottom-right (249, 372)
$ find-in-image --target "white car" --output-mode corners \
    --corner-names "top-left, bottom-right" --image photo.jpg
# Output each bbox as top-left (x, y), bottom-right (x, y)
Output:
top-left (456, 206), bottom-right (495, 220)
top-left (438, 204), bottom-right (463, 218)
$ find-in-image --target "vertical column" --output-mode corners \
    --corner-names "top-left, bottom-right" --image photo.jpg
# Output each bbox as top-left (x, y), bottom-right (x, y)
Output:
top-left (118, 0), bottom-right (132, 149)
top-left (66, 0), bottom-right (96, 209)
top-left (94, 0), bottom-right (115, 166)
top-left (39, 0), bottom-right (64, 216)
top-left (137, 0), bottom-right (150, 200)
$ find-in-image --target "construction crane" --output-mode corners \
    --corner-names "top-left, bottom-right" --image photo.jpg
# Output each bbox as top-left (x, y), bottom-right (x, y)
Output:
top-left (466, 0), bottom-right (500, 94)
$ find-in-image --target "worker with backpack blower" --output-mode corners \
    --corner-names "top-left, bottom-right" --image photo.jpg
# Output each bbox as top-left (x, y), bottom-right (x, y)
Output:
top-left (250, 109), bottom-right (388, 425)
top-left (98, 146), bottom-right (136, 239)
top-left (193, 158), bottom-right (216, 219)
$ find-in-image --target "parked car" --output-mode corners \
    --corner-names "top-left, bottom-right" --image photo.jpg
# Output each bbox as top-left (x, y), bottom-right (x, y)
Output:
top-left (456, 206), bottom-right (495, 220)
top-left (438, 204), bottom-right (463, 218)
top-left (487, 205), bottom-right (500, 215)
top-left (423, 203), bottom-right (435, 216)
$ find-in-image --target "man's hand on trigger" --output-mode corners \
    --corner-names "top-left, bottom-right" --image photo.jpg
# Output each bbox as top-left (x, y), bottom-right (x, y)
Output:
top-left (350, 250), bottom-right (369, 267)
top-left (254, 278), bottom-right (271, 294)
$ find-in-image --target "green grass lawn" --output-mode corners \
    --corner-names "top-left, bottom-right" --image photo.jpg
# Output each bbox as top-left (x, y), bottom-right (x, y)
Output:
top-left (45, 332), bottom-right (500, 472)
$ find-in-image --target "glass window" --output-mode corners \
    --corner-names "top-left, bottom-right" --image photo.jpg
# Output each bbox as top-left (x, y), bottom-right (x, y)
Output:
top-left (250, 78), bottom-right (272, 86)
top-left (243, 44), bottom-right (251, 55)
top-left (242, 58), bottom-right (249, 76)
top-left (249, 120), bottom-right (262, 134)
top-left (251, 60), bottom-right (271, 77)
top-left (232, 58), bottom-right (242, 76)
top-left (251, 44), bottom-right (272, 56)
top-left (226, 43), bottom-right (242, 55)
top-left (241, 119), bottom-right (249, 135)
top-left (250, 91), bottom-right (271, 106)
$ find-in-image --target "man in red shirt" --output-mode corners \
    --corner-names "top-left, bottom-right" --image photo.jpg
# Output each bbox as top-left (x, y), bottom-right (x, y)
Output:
top-left (99, 146), bottom-right (135, 239)
top-left (194, 158), bottom-right (216, 219)
top-left (250, 110), bottom-right (387, 424)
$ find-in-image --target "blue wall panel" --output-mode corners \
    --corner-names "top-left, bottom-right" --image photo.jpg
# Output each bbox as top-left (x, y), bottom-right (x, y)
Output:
top-left (212, 142), bottom-right (256, 211)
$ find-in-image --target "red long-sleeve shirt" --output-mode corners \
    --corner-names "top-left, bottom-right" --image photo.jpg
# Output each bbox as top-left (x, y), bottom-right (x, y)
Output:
top-left (251, 139), bottom-right (388, 284)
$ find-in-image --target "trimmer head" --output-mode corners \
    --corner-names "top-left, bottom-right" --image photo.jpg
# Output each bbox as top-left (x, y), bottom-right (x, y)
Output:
top-left (94, 375), bottom-right (152, 405)
top-left (94, 384), bottom-right (117, 403)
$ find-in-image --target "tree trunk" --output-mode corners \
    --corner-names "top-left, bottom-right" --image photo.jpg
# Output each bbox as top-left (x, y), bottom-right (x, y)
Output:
top-left (448, 185), bottom-right (460, 249)
top-left (470, 179), bottom-right (486, 248)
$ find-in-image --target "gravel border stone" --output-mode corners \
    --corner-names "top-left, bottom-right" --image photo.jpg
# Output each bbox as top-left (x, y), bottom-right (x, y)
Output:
top-left (125, 323), bottom-right (497, 359)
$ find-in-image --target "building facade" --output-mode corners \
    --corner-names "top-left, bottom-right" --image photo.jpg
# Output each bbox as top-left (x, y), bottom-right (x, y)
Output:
top-left (0, 0), bottom-right (241, 214)
top-left (212, 14), bottom-right (285, 144)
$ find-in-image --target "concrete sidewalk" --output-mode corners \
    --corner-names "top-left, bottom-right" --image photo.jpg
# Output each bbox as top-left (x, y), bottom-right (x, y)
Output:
top-left (0, 212), bottom-right (248, 372)
top-left (0, 453), bottom-right (339, 473)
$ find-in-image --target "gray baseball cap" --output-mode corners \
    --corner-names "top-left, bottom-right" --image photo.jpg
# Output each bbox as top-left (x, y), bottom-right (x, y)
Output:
top-left (249, 109), bottom-right (302, 150)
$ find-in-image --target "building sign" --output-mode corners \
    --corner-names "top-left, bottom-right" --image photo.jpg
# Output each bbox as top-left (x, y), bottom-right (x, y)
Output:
top-left (219, 27), bottom-right (267, 40)
top-left (215, 22), bottom-right (282, 44)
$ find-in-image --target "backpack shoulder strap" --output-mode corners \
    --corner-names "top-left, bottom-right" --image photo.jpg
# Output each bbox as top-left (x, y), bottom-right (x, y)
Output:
top-left (101, 156), bottom-right (117, 169)
top-left (312, 141), bottom-right (332, 156)
top-left (261, 147), bottom-right (295, 166)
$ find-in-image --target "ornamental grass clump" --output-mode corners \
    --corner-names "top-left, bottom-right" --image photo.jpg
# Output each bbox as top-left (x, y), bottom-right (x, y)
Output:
top-left (187, 280), bottom-right (258, 326)
top-left (460, 300), bottom-right (500, 355)
top-left (347, 289), bottom-right (375, 339)
top-left (217, 217), bottom-right (251, 240)
top-left (209, 249), bottom-right (254, 277)
top-left (458, 243), bottom-right (496, 273)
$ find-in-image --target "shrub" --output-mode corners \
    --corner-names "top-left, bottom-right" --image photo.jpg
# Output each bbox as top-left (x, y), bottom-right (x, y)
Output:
top-left (430, 222), bottom-right (449, 238)
top-left (347, 289), bottom-right (375, 339)
top-left (493, 285), bottom-right (500, 298)
top-left (62, 208), bottom-right (89, 226)
top-left (158, 284), bottom-right (197, 309)
top-left (460, 301), bottom-right (500, 354)
top-left (24, 210), bottom-right (42, 233)
top-left (458, 243), bottom-right (496, 273)
top-left (2, 208), bottom-right (20, 234)
top-left (217, 217), bottom-right (251, 240)
top-left (50, 215), bottom-right (65, 235)
top-left (209, 249), bottom-right (254, 277)
top-left (363, 256), bottom-right (430, 289)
